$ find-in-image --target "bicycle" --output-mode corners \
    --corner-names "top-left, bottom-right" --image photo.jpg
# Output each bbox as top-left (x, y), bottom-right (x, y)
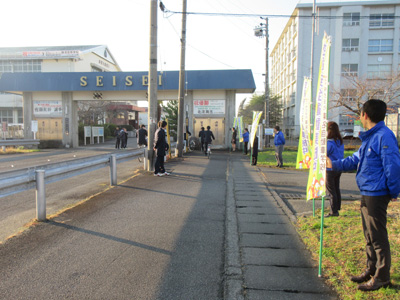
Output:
top-left (188, 136), bottom-right (200, 152)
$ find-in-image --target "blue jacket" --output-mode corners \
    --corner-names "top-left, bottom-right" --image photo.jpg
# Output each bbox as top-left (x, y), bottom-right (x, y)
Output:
top-left (327, 139), bottom-right (344, 171)
top-left (274, 131), bottom-right (285, 146)
top-left (332, 121), bottom-right (400, 198)
top-left (243, 131), bottom-right (249, 142)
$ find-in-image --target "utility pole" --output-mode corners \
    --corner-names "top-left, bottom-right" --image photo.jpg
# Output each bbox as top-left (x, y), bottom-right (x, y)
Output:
top-left (256, 18), bottom-right (270, 147)
top-left (147, 0), bottom-right (158, 171)
top-left (264, 18), bottom-right (270, 147)
top-left (177, 0), bottom-right (187, 157)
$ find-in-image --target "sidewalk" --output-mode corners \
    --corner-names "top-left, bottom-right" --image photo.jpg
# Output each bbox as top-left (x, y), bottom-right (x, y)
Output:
top-left (227, 154), bottom-right (336, 299)
top-left (0, 150), bottom-right (338, 299)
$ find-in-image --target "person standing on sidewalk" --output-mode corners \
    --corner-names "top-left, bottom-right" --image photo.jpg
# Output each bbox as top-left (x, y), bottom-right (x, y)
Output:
top-left (114, 127), bottom-right (120, 149)
top-left (138, 125), bottom-right (148, 148)
top-left (327, 99), bottom-right (400, 292)
top-left (243, 128), bottom-right (249, 155)
top-left (153, 121), bottom-right (170, 176)
top-left (273, 126), bottom-right (285, 167)
top-left (325, 121), bottom-right (344, 217)
top-left (120, 127), bottom-right (128, 149)
top-left (251, 136), bottom-right (259, 165)
top-left (231, 127), bottom-right (237, 152)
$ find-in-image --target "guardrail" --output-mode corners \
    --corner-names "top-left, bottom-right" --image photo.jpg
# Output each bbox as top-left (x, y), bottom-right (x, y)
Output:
top-left (0, 139), bottom-right (40, 148)
top-left (0, 148), bottom-right (146, 221)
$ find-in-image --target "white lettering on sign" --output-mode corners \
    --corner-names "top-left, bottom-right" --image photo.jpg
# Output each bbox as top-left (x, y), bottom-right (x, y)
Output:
top-left (193, 100), bottom-right (225, 115)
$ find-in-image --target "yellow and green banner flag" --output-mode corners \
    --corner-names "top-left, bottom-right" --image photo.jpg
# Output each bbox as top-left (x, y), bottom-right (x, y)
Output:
top-left (296, 77), bottom-right (312, 169)
top-left (306, 33), bottom-right (331, 200)
top-left (250, 111), bottom-right (263, 147)
top-left (237, 116), bottom-right (244, 143)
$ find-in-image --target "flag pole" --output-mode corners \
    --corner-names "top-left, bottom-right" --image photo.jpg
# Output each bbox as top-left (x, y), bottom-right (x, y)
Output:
top-left (318, 196), bottom-right (326, 277)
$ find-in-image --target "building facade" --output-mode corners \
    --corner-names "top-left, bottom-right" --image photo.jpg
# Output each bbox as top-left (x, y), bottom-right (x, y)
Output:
top-left (270, 0), bottom-right (400, 138)
top-left (0, 45), bottom-right (122, 138)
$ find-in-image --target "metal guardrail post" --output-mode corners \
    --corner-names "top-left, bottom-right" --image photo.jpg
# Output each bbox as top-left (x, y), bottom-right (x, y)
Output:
top-left (35, 170), bottom-right (46, 221)
top-left (110, 154), bottom-right (117, 186)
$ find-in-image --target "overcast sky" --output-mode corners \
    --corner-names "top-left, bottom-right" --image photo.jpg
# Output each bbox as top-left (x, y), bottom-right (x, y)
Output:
top-left (0, 0), bottom-right (374, 107)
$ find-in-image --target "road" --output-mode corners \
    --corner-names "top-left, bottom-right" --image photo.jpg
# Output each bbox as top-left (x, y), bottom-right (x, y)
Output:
top-left (0, 138), bottom-right (143, 242)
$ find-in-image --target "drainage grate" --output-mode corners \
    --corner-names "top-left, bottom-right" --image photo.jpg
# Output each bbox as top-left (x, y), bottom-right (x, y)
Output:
top-left (280, 193), bottom-right (306, 200)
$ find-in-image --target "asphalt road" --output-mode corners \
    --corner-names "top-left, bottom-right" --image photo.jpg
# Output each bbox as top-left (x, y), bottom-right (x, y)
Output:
top-left (0, 150), bottom-right (227, 299)
top-left (0, 138), bottom-right (143, 242)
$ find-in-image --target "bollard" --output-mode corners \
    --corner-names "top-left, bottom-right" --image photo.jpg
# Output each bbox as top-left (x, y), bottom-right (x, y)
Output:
top-left (110, 154), bottom-right (117, 186)
top-left (35, 170), bottom-right (46, 221)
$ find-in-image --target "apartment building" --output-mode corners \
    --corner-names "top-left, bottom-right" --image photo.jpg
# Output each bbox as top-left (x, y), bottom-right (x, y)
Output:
top-left (270, 0), bottom-right (400, 138)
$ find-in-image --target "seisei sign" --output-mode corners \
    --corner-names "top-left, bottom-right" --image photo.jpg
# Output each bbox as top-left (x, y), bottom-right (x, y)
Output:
top-left (0, 70), bottom-right (256, 93)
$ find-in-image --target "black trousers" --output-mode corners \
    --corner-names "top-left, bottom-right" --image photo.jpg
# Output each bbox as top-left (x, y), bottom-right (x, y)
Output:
top-left (154, 155), bottom-right (165, 174)
top-left (360, 195), bottom-right (391, 281)
top-left (252, 155), bottom-right (257, 165)
top-left (115, 138), bottom-right (120, 149)
top-left (326, 170), bottom-right (342, 214)
top-left (244, 142), bottom-right (248, 154)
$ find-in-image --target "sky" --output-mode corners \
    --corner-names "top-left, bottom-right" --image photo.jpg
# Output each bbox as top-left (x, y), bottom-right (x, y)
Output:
top-left (0, 0), bottom-right (372, 108)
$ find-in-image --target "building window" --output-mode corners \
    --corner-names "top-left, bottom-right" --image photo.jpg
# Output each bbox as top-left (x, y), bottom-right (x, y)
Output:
top-left (341, 64), bottom-right (358, 76)
top-left (368, 39), bottom-right (393, 53)
top-left (339, 114), bottom-right (355, 126)
top-left (343, 13), bottom-right (360, 26)
top-left (0, 60), bottom-right (42, 73)
top-left (17, 108), bottom-right (23, 124)
top-left (369, 13), bottom-right (395, 27)
top-left (342, 38), bottom-right (359, 52)
top-left (0, 109), bottom-right (13, 124)
top-left (340, 89), bottom-right (357, 102)
top-left (91, 66), bottom-right (102, 72)
top-left (367, 64), bottom-right (391, 79)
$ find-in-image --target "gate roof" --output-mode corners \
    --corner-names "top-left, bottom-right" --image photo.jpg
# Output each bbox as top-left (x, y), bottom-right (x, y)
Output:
top-left (0, 70), bottom-right (256, 94)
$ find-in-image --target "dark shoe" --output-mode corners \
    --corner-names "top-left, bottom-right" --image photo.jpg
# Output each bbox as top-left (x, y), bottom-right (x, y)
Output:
top-left (325, 212), bottom-right (339, 218)
top-left (351, 270), bottom-right (375, 283)
top-left (358, 277), bottom-right (391, 291)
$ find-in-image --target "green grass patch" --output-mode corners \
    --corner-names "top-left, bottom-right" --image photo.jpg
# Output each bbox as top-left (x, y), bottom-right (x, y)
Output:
top-left (296, 201), bottom-right (400, 299)
top-left (256, 147), bottom-right (357, 168)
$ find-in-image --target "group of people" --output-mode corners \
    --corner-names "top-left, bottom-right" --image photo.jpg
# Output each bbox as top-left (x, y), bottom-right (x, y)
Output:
top-left (326, 99), bottom-right (400, 292)
top-left (114, 127), bottom-right (129, 149)
top-left (198, 126), bottom-right (215, 155)
top-left (226, 99), bottom-right (400, 292)
top-left (229, 125), bottom-right (285, 167)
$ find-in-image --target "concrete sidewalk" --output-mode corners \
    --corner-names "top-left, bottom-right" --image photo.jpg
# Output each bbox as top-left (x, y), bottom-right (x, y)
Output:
top-left (0, 151), bottom-right (338, 299)
top-left (227, 155), bottom-right (336, 299)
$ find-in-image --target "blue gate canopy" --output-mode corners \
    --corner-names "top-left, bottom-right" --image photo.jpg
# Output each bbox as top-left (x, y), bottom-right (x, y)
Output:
top-left (0, 70), bottom-right (256, 94)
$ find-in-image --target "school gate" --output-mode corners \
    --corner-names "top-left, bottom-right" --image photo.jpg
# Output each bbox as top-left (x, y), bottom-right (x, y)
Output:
top-left (0, 70), bottom-right (255, 148)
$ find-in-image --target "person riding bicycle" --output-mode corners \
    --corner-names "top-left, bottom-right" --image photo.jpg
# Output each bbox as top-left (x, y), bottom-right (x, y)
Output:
top-left (203, 126), bottom-right (215, 156)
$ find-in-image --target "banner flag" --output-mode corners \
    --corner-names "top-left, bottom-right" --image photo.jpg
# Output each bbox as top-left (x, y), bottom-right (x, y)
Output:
top-left (296, 77), bottom-right (312, 169)
top-left (250, 111), bottom-right (263, 147)
top-left (233, 117), bottom-right (238, 129)
top-left (238, 117), bottom-right (244, 143)
top-left (306, 33), bottom-right (331, 201)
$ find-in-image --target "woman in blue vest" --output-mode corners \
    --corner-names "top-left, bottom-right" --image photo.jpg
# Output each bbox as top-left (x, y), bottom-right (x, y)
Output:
top-left (325, 121), bottom-right (344, 217)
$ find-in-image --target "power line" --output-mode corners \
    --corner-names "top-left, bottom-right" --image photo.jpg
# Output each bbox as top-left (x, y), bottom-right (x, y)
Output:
top-left (162, 9), bottom-right (400, 19)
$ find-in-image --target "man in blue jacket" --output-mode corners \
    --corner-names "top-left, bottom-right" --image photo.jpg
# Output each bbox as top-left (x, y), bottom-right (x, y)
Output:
top-left (273, 126), bottom-right (285, 167)
top-left (327, 99), bottom-right (400, 291)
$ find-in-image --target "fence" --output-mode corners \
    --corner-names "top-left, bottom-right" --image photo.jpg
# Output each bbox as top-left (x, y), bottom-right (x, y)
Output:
top-left (0, 148), bottom-right (146, 221)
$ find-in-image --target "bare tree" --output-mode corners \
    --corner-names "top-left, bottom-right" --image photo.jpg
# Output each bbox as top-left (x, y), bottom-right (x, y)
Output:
top-left (330, 71), bottom-right (400, 116)
top-left (78, 101), bottom-right (111, 125)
